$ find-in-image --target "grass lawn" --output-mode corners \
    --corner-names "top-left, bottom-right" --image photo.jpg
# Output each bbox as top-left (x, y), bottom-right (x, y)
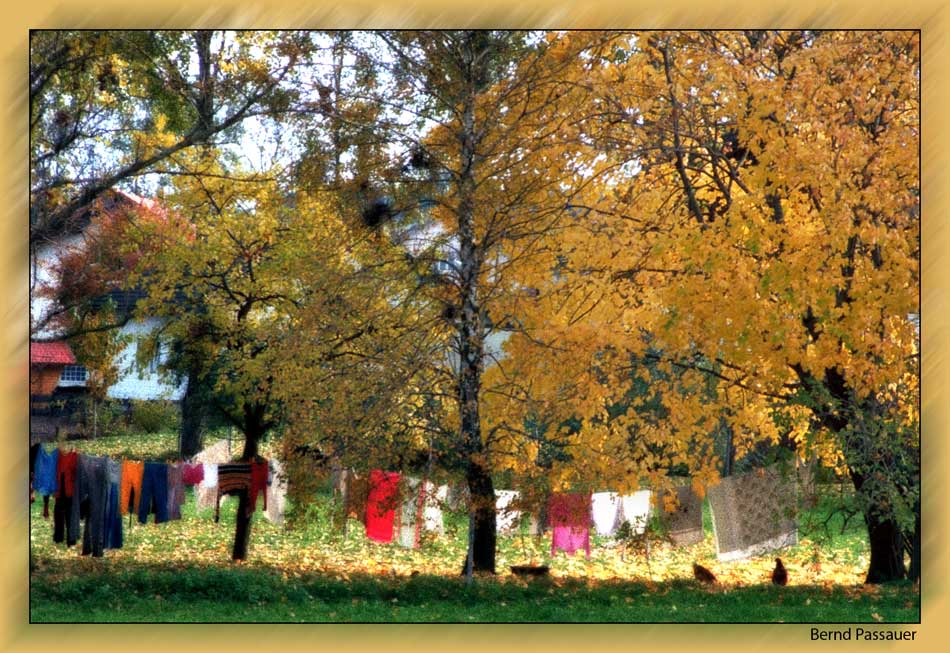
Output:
top-left (29, 433), bottom-right (920, 623)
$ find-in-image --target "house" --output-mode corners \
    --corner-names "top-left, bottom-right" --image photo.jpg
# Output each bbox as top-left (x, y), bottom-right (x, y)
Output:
top-left (30, 190), bottom-right (187, 429)
top-left (29, 340), bottom-right (77, 397)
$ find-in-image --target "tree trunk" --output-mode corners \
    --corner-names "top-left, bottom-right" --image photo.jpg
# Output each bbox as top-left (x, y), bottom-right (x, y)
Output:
top-left (242, 419), bottom-right (262, 460)
top-left (463, 459), bottom-right (497, 574)
top-left (232, 489), bottom-right (252, 561)
top-left (798, 366), bottom-right (915, 585)
top-left (722, 423), bottom-right (735, 477)
top-left (454, 37), bottom-right (495, 574)
top-left (851, 470), bottom-right (906, 584)
top-left (864, 513), bottom-right (907, 583)
top-left (179, 368), bottom-right (204, 458)
top-left (232, 411), bottom-right (264, 561)
top-left (907, 509), bottom-right (920, 582)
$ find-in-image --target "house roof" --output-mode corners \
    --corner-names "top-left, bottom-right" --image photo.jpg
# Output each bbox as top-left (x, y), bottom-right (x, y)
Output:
top-left (35, 188), bottom-right (168, 246)
top-left (30, 341), bottom-right (77, 365)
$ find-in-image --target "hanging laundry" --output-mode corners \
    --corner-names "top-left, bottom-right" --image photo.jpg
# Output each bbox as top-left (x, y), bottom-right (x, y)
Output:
top-left (423, 482), bottom-right (448, 535)
top-left (34, 446), bottom-right (59, 496)
top-left (397, 476), bottom-right (418, 548)
top-left (201, 463), bottom-right (219, 488)
top-left (658, 485), bottom-right (704, 546)
top-left (33, 446), bottom-right (59, 517)
top-left (104, 458), bottom-right (123, 550)
top-left (620, 490), bottom-right (653, 535)
top-left (72, 454), bottom-right (110, 558)
top-left (707, 465), bottom-right (798, 561)
top-left (182, 462), bottom-right (204, 486)
top-left (53, 450), bottom-right (79, 546)
top-left (120, 460), bottom-right (144, 516)
top-left (30, 442), bottom-right (40, 476)
top-left (495, 490), bottom-right (521, 535)
top-left (397, 476), bottom-right (430, 549)
top-left (191, 439), bottom-right (229, 512)
top-left (591, 492), bottom-right (623, 536)
top-left (138, 462), bottom-right (169, 524)
top-left (166, 462), bottom-right (185, 521)
top-left (263, 458), bottom-right (288, 525)
top-left (548, 493), bottom-right (591, 558)
top-left (365, 469), bottom-right (400, 543)
top-left (30, 442), bottom-right (40, 503)
top-left (249, 460), bottom-right (268, 514)
top-left (215, 463), bottom-right (253, 522)
top-left (56, 450), bottom-right (78, 498)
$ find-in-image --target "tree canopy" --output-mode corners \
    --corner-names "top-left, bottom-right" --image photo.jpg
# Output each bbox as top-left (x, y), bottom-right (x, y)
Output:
top-left (31, 30), bottom-right (920, 582)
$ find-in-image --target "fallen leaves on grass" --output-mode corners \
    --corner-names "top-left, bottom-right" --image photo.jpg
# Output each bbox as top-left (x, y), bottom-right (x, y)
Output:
top-left (29, 484), bottom-right (895, 599)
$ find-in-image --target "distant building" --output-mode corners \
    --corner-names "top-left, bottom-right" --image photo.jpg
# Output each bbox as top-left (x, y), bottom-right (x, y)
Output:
top-left (30, 190), bottom-right (187, 414)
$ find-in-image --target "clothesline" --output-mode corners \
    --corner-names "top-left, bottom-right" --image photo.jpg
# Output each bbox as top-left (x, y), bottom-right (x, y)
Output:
top-left (30, 443), bottom-right (271, 558)
top-left (31, 445), bottom-right (803, 563)
top-left (343, 468), bottom-right (802, 561)
top-left (340, 471), bottom-right (658, 557)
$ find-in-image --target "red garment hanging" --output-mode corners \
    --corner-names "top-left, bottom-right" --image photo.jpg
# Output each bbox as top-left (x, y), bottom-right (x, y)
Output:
top-left (249, 460), bottom-right (268, 513)
top-left (56, 450), bottom-right (79, 498)
top-left (365, 469), bottom-right (401, 543)
top-left (181, 462), bottom-right (204, 485)
top-left (548, 492), bottom-right (592, 558)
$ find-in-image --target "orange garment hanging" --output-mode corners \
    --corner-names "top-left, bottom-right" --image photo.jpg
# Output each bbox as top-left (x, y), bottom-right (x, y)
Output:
top-left (119, 460), bottom-right (144, 515)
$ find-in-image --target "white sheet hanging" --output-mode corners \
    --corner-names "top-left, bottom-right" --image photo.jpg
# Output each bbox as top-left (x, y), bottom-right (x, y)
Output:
top-left (620, 490), bottom-right (652, 534)
top-left (423, 482), bottom-right (448, 534)
top-left (591, 492), bottom-right (623, 536)
top-left (495, 489), bottom-right (521, 534)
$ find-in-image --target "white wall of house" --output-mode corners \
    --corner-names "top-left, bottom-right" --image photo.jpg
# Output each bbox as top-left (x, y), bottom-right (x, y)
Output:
top-left (32, 234), bottom-right (186, 401)
top-left (106, 318), bottom-right (187, 401)
top-left (30, 234), bottom-right (86, 340)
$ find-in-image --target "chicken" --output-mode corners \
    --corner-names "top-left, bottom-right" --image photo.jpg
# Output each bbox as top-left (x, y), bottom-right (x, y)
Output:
top-left (771, 557), bottom-right (788, 586)
top-left (693, 562), bottom-right (717, 584)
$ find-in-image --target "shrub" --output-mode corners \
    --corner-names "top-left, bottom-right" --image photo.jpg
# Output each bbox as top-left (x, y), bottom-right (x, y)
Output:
top-left (89, 399), bottom-right (130, 438)
top-left (130, 399), bottom-right (180, 434)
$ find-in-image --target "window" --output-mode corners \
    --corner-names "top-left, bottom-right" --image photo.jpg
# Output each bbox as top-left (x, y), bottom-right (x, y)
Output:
top-left (148, 344), bottom-right (168, 374)
top-left (60, 365), bottom-right (87, 383)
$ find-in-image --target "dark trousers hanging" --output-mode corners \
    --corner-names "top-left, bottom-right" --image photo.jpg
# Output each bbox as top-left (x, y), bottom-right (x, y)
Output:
top-left (52, 495), bottom-right (76, 545)
top-left (104, 482), bottom-right (123, 550)
top-left (138, 462), bottom-right (169, 524)
top-left (78, 456), bottom-right (109, 558)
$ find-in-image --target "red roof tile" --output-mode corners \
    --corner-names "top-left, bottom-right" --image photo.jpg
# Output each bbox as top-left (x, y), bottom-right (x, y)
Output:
top-left (30, 341), bottom-right (77, 365)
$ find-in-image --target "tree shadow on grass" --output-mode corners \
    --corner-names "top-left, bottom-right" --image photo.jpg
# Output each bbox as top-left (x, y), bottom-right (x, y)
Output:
top-left (29, 558), bottom-right (920, 624)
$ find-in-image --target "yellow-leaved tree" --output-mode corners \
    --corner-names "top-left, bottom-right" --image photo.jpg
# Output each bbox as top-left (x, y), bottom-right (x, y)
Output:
top-left (121, 146), bottom-right (430, 559)
top-left (504, 30), bottom-right (918, 583)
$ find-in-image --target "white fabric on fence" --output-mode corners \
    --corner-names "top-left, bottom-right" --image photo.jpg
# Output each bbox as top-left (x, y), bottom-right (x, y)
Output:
top-left (398, 476), bottom-right (422, 548)
top-left (591, 492), bottom-right (623, 536)
top-left (397, 478), bottom-right (449, 547)
top-left (423, 482), bottom-right (448, 534)
top-left (193, 439), bottom-right (230, 511)
top-left (263, 458), bottom-right (287, 525)
top-left (620, 490), bottom-right (653, 534)
top-left (201, 463), bottom-right (218, 489)
top-left (707, 466), bottom-right (798, 561)
top-left (495, 489), bottom-right (521, 534)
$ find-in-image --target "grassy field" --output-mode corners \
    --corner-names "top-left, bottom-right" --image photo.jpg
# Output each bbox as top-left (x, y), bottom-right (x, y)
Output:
top-left (29, 433), bottom-right (920, 623)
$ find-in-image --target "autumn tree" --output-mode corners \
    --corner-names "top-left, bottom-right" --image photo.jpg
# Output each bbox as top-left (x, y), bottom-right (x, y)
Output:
top-left (30, 30), bottom-right (305, 249)
top-left (115, 136), bottom-right (433, 558)
top-left (318, 30), bottom-right (626, 574)
top-left (31, 30), bottom-right (312, 455)
top-left (507, 30), bottom-right (919, 583)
